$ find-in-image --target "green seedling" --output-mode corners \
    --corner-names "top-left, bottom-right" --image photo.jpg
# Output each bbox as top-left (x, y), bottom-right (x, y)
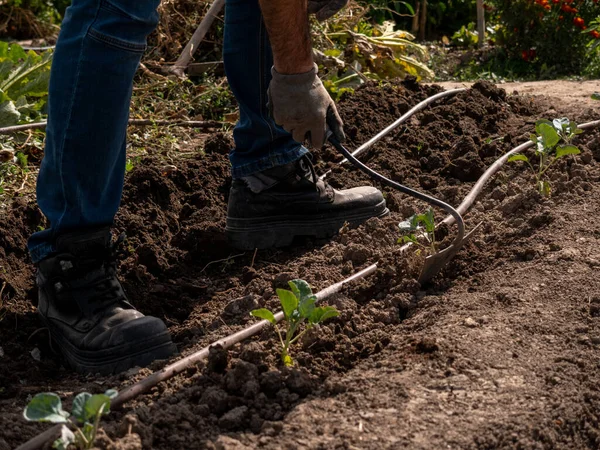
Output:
top-left (398, 208), bottom-right (437, 255)
top-left (251, 279), bottom-right (339, 367)
top-left (508, 118), bottom-right (582, 197)
top-left (24, 389), bottom-right (118, 450)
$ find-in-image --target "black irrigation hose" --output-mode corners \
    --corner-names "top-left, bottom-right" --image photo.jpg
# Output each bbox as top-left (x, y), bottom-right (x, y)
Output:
top-left (329, 136), bottom-right (466, 249)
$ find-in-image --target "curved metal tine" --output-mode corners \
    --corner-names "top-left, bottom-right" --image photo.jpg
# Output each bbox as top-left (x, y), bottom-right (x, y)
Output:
top-left (418, 222), bottom-right (482, 284)
top-left (328, 137), bottom-right (466, 250)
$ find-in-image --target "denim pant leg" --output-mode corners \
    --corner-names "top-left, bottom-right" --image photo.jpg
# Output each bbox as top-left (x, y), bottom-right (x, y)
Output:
top-left (28, 0), bottom-right (160, 263)
top-left (223, 0), bottom-right (309, 179)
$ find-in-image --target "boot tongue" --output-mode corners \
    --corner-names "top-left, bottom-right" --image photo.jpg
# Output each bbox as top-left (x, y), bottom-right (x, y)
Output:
top-left (55, 228), bottom-right (111, 257)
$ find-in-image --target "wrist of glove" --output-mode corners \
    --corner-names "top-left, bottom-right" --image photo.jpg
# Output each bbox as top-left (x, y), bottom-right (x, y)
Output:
top-left (268, 63), bottom-right (345, 148)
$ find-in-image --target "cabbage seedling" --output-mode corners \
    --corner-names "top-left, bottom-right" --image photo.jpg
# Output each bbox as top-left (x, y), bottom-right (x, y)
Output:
top-left (23, 389), bottom-right (118, 450)
top-left (398, 208), bottom-right (437, 255)
top-left (251, 279), bottom-right (339, 367)
top-left (508, 118), bottom-right (582, 196)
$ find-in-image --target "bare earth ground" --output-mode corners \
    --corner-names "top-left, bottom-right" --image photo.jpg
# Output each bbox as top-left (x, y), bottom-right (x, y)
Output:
top-left (1, 80), bottom-right (600, 449)
top-left (436, 80), bottom-right (600, 110)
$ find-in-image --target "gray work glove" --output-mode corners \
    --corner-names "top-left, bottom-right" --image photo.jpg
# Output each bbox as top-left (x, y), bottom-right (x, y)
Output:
top-left (308, 0), bottom-right (348, 21)
top-left (268, 63), bottom-right (345, 148)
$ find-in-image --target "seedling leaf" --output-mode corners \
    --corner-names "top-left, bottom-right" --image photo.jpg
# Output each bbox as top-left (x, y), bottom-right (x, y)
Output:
top-left (555, 145), bottom-right (580, 159)
top-left (288, 279), bottom-right (312, 301)
top-left (23, 393), bottom-right (69, 423)
top-left (309, 306), bottom-right (340, 324)
top-left (250, 308), bottom-right (277, 324)
top-left (276, 288), bottom-right (298, 319)
top-left (398, 218), bottom-right (416, 232)
top-left (85, 394), bottom-right (112, 419)
top-left (537, 123), bottom-right (560, 149)
top-left (298, 295), bottom-right (317, 319)
top-left (104, 389), bottom-right (118, 400)
top-left (508, 154), bottom-right (530, 163)
top-left (71, 392), bottom-right (92, 422)
top-left (423, 208), bottom-right (435, 233)
top-left (592, 93), bottom-right (600, 101)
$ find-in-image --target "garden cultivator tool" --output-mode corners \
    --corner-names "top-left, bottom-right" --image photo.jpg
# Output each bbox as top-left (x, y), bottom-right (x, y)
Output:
top-left (328, 135), bottom-right (476, 284)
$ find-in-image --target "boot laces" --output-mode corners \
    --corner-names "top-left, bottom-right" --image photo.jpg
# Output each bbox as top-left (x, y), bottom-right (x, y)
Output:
top-left (53, 233), bottom-right (128, 316)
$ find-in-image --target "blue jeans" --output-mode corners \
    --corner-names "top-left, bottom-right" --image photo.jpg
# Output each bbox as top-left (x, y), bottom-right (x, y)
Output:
top-left (28, 0), bottom-right (308, 263)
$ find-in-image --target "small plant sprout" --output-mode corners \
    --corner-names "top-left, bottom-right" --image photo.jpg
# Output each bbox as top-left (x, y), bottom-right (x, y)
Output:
top-left (23, 389), bottom-right (118, 450)
top-left (508, 118), bottom-right (582, 197)
top-left (250, 279), bottom-right (339, 367)
top-left (398, 208), bottom-right (437, 255)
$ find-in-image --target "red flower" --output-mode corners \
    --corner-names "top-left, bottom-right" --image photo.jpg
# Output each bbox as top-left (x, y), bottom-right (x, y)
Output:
top-left (573, 17), bottom-right (585, 28)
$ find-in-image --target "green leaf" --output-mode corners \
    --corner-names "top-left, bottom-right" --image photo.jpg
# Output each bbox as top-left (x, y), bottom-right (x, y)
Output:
top-left (402, 234), bottom-right (418, 245)
top-left (71, 392), bottom-right (92, 422)
top-left (508, 154), bottom-right (529, 163)
top-left (423, 208), bottom-right (435, 234)
top-left (535, 120), bottom-right (553, 134)
top-left (309, 306), bottom-right (340, 324)
top-left (555, 145), bottom-right (581, 159)
top-left (23, 393), bottom-right (69, 423)
top-left (398, 218), bottom-right (416, 233)
top-left (85, 394), bottom-right (112, 418)
top-left (288, 280), bottom-right (313, 302)
top-left (592, 93), bottom-right (600, 101)
top-left (250, 308), bottom-right (277, 324)
top-left (298, 294), bottom-right (317, 319)
top-left (52, 425), bottom-right (75, 450)
top-left (0, 100), bottom-right (20, 126)
top-left (104, 389), bottom-right (118, 400)
top-left (529, 134), bottom-right (539, 144)
top-left (537, 123), bottom-right (560, 149)
top-left (276, 289), bottom-right (298, 319)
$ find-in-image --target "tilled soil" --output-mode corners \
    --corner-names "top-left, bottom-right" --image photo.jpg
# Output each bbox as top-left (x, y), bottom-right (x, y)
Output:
top-left (1, 80), bottom-right (600, 449)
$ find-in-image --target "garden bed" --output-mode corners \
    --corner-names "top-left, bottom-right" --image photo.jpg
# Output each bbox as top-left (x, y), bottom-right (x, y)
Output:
top-left (1, 80), bottom-right (600, 449)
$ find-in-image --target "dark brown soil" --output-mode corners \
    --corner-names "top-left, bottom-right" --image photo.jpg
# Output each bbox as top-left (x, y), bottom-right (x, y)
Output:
top-left (2, 80), bottom-right (600, 450)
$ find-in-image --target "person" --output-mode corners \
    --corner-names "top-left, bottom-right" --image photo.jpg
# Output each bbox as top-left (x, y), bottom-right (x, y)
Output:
top-left (29, 0), bottom-right (388, 375)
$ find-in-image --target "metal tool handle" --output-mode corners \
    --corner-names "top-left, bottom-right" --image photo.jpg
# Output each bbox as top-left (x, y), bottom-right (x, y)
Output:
top-left (328, 136), bottom-right (465, 248)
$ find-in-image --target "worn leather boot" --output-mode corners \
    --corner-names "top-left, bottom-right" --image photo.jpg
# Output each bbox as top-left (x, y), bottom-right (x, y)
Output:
top-left (36, 228), bottom-right (177, 374)
top-left (226, 155), bottom-right (388, 250)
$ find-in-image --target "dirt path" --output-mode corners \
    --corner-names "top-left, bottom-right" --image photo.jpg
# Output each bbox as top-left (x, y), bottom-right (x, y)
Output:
top-left (436, 80), bottom-right (600, 111)
top-left (2, 81), bottom-right (600, 449)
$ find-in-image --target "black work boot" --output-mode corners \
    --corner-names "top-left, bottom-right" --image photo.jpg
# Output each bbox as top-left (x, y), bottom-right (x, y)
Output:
top-left (226, 155), bottom-right (388, 250)
top-left (36, 228), bottom-right (177, 374)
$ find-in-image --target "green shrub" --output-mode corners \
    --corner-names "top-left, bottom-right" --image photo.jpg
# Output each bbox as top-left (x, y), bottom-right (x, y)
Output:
top-left (487, 0), bottom-right (600, 76)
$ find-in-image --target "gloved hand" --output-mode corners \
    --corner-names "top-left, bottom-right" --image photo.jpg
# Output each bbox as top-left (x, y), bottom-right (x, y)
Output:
top-left (268, 63), bottom-right (345, 148)
top-left (308, 0), bottom-right (348, 21)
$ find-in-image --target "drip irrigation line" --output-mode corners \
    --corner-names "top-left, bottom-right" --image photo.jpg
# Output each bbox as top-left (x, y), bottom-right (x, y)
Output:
top-left (0, 119), bottom-right (225, 135)
top-left (321, 88), bottom-right (466, 179)
top-left (442, 118), bottom-right (600, 227)
top-left (16, 264), bottom-right (378, 450)
top-left (15, 88), bottom-right (600, 449)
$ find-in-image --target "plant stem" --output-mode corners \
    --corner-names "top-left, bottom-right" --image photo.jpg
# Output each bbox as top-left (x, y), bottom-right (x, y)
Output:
top-left (89, 403), bottom-right (105, 448)
top-left (67, 419), bottom-right (89, 448)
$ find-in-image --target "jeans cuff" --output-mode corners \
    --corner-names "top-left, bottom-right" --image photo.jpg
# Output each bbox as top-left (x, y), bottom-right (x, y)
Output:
top-left (29, 242), bottom-right (55, 264)
top-left (231, 145), bottom-right (309, 178)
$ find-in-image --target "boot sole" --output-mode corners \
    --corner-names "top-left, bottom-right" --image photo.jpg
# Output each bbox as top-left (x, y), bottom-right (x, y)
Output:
top-left (40, 315), bottom-right (177, 375)
top-left (226, 200), bottom-right (389, 250)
